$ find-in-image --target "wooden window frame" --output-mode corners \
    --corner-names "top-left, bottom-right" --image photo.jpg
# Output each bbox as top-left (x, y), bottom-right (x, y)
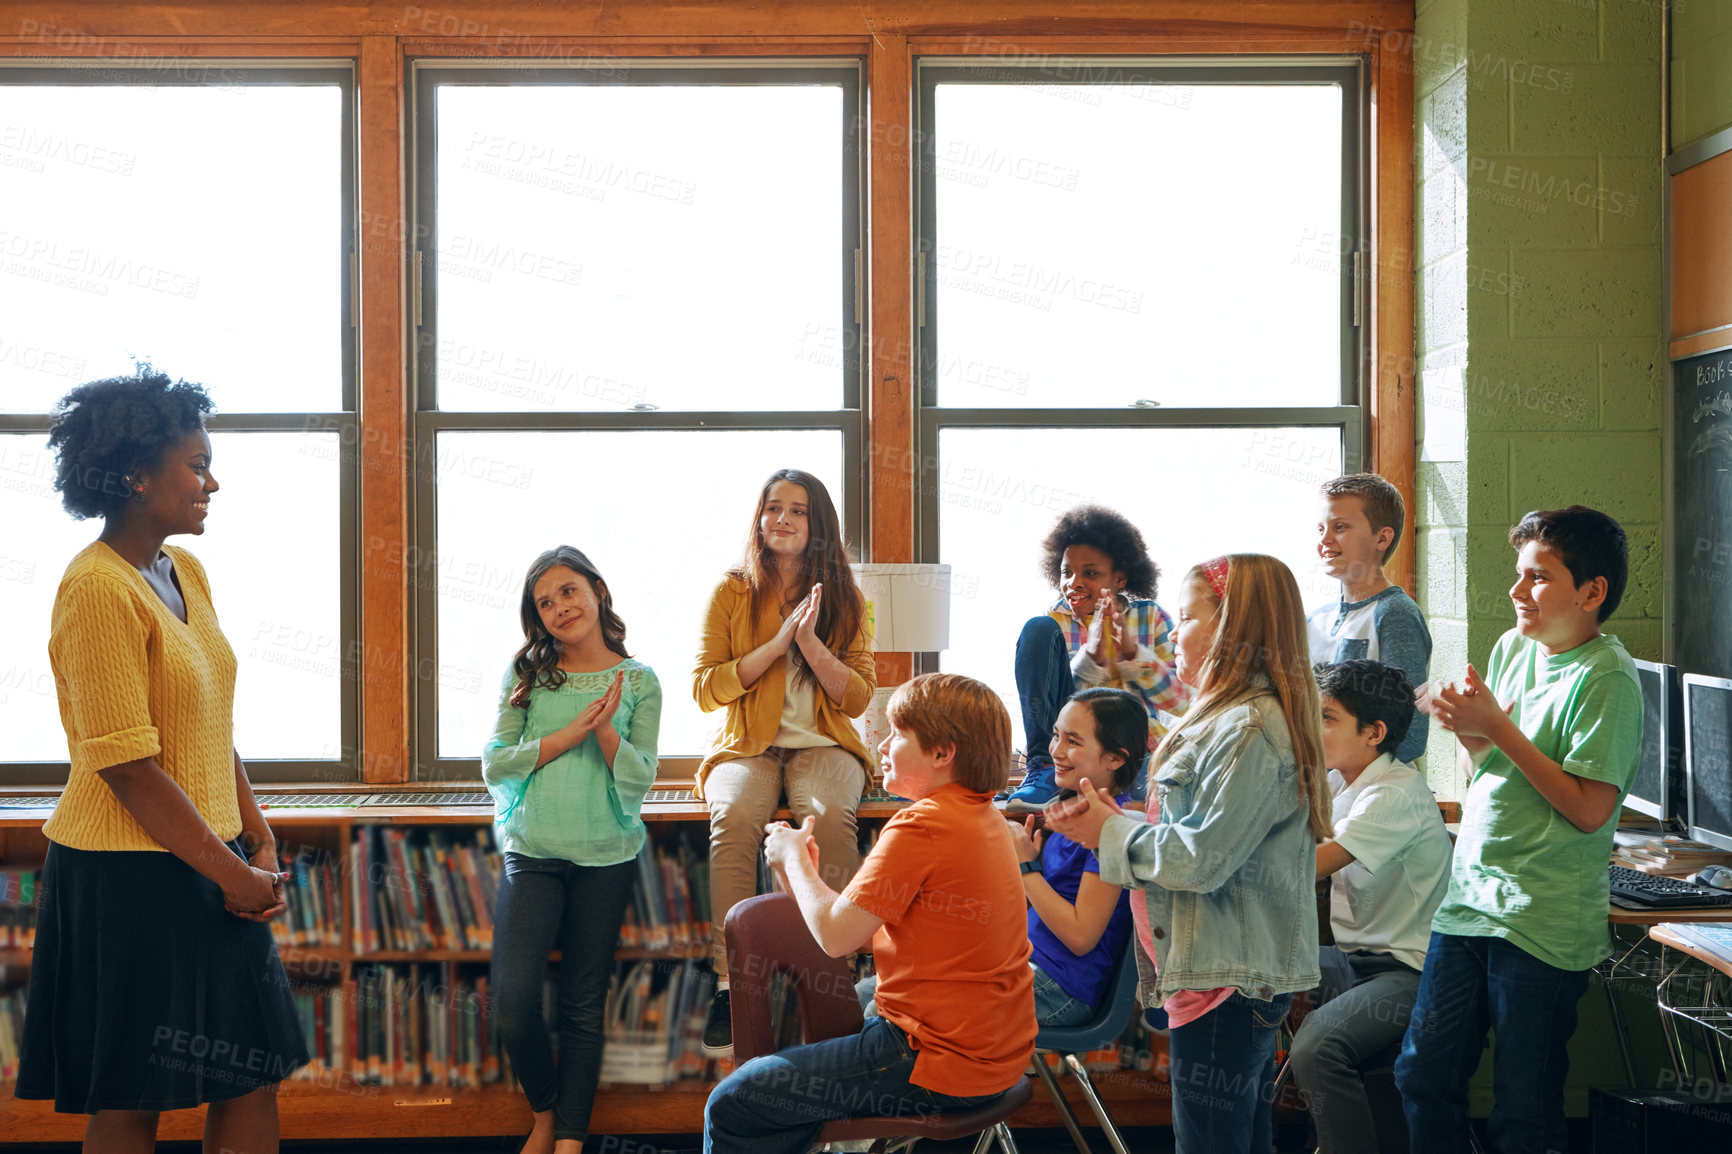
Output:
top-left (0, 58), bottom-right (362, 784)
top-left (0, 3), bottom-right (1415, 785)
top-left (911, 56), bottom-right (1369, 578)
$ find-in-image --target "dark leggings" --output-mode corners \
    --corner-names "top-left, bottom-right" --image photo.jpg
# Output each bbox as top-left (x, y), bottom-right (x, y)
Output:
top-left (491, 853), bottom-right (637, 1143)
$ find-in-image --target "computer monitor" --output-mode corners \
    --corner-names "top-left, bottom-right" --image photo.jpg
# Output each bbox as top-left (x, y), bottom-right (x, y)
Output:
top-left (1685, 673), bottom-right (1732, 853)
top-left (1628, 659), bottom-right (1683, 826)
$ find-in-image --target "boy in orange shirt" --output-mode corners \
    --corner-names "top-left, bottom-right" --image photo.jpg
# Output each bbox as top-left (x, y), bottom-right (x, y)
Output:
top-left (704, 673), bottom-right (1038, 1154)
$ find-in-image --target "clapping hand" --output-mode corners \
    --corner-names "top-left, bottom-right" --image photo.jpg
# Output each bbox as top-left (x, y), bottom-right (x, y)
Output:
top-left (1084, 594), bottom-right (1135, 666)
top-left (1007, 815), bottom-right (1044, 865)
top-left (763, 815), bottom-right (821, 889)
top-left (1043, 778), bottom-right (1124, 850)
top-left (793, 584), bottom-right (823, 650)
top-left (555, 670), bottom-right (625, 752)
top-left (1427, 663), bottom-right (1513, 754)
top-left (772, 589), bottom-right (813, 656)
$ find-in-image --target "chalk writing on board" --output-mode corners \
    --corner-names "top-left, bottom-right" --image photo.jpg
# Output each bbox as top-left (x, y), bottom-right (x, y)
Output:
top-left (1676, 349), bottom-right (1732, 679)
top-left (1694, 390), bottom-right (1732, 423)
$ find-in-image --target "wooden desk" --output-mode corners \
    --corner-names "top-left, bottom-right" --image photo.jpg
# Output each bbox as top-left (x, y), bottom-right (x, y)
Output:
top-left (1611, 905), bottom-right (1732, 926)
top-left (1652, 923), bottom-right (1732, 977)
top-left (1644, 923), bottom-right (1732, 1086)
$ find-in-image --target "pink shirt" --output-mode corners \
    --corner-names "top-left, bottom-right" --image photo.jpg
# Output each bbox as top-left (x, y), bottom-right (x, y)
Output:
top-left (1128, 796), bottom-right (1231, 1029)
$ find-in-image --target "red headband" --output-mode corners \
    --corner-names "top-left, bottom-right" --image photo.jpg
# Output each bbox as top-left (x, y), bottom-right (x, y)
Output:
top-left (1199, 556), bottom-right (1230, 602)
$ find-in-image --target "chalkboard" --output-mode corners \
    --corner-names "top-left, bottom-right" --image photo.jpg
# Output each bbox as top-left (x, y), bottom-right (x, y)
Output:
top-left (1675, 348), bottom-right (1732, 680)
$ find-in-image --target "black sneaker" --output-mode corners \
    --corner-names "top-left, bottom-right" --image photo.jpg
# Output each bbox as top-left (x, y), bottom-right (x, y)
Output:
top-left (701, 988), bottom-right (733, 1057)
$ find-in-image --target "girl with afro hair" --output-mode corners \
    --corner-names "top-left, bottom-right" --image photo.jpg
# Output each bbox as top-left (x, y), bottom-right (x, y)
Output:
top-left (1005, 505), bottom-right (1189, 811)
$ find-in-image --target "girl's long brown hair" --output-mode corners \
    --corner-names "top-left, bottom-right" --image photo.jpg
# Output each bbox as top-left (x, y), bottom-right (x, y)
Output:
top-left (509, 546), bottom-right (631, 709)
top-left (1152, 553), bottom-right (1330, 840)
top-left (731, 469), bottom-right (867, 688)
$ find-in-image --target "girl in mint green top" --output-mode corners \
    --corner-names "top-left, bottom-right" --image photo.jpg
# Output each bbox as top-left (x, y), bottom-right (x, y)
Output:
top-left (483, 545), bottom-right (661, 1152)
top-left (483, 657), bottom-right (662, 863)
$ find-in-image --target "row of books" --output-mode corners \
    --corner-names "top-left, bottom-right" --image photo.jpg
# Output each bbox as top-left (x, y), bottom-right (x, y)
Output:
top-left (620, 831), bottom-right (713, 951)
top-left (1611, 830), bottom-right (1732, 876)
top-left (350, 828), bottom-right (503, 953)
top-left (600, 959), bottom-right (725, 1084)
top-left (267, 828), bottom-right (719, 958)
top-left (0, 987), bottom-right (23, 1080)
top-left (290, 963), bottom-right (505, 1088)
top-left (0, 868), bottom-right (39, 950)
top-left (284, 960), bottom-right (726, 1088)
top-left (277, 853), bottom-right (342, 948)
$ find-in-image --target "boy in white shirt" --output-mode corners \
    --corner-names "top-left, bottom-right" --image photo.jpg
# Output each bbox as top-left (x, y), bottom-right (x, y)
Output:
top-left (1288, 660), bottom-right (1453, 1154)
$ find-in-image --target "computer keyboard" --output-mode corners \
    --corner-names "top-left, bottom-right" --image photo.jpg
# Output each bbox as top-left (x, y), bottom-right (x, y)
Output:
top-left (1608, 864), bottom-right (1732, 908)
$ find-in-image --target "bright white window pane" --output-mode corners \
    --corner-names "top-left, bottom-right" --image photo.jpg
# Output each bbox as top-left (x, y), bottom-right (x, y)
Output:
top-left (0, 84), bottom-right (344, 414)
top-left (436, 430), bottom-right (844, 759)
top-left (936, 426), bottom-right (1341, 746)
top-left (934, 84), bottom-right (1343, 409)
top-left (0, 431), bottom-right (341, 764)
top-left (0, 434), bottom-right (93, 762)
top-left (434, 84), bottom-right (843, 413)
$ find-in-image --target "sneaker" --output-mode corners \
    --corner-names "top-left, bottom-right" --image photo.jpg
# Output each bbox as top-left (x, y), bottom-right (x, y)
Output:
top-left (1003, 760), bottom-right (1059, 813)
top-left (701, 988), bottom-right (733, 1057)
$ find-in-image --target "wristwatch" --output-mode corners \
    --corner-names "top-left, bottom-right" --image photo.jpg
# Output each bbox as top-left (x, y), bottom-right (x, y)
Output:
top-left (1019, 859), bottom-right (1044, 876)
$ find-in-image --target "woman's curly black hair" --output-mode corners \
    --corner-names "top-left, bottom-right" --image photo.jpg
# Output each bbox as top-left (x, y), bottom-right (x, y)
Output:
top-left (46, 365), bottom-right (214, 521)
top-left (1039, 505), bottom-right (1160, 600)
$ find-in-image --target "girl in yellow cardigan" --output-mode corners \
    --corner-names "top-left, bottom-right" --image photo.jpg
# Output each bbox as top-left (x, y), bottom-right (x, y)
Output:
top-left (692, 468), bottom-right (876, 1056)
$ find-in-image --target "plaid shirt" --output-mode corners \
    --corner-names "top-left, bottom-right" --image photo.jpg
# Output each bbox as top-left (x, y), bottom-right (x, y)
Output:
top-left (1047, 594), bottom-right (1191, 743)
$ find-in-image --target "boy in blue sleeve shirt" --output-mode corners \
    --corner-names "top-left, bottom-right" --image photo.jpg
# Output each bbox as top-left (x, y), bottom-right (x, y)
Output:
top-left (1395, 506), bottom-right (1642, 1154)
top-left (1309, 473), bottom-right (1431, 764)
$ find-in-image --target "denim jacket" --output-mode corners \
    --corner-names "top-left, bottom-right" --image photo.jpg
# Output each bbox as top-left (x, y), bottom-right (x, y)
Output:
top-left (1097, 686), bottom-right (1320, 1007)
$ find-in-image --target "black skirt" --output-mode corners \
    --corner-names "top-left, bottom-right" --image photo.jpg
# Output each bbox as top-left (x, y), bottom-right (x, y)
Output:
top-left (15, 837), bottom-right (311, 1113)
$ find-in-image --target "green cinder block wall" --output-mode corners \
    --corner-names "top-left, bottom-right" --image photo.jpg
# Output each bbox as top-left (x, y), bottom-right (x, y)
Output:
top-left (1415, 0), bottom-right (1666, 805)
top-left (1411, 0), bottom-right (1670, 1120)
top-left (1672, 0), bottom-right (1732, 148)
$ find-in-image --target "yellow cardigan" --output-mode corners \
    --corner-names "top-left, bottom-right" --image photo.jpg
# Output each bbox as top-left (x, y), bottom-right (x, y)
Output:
top-left (44, 542), bottom-right (243, 851)
top-left (692, 574), bottom-right (877, 798)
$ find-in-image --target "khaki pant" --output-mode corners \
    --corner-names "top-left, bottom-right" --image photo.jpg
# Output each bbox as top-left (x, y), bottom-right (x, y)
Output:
top-left (705, 745), bottom-right (865, 979)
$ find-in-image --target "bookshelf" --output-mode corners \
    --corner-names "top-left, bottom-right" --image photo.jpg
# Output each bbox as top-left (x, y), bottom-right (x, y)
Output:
top-left (0, 785), bottom-right (1175, 1142)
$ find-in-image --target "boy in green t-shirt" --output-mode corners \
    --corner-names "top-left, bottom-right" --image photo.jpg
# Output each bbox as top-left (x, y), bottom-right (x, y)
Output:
top-left (1394, 505), bottom-right (1642, 1154)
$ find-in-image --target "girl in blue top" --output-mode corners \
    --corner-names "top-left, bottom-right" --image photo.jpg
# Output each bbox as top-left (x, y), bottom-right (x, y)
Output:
top-left (1007, 687), bottom-right (1139, 1025)
top-left (483, 545), bottom-right (662, 1154)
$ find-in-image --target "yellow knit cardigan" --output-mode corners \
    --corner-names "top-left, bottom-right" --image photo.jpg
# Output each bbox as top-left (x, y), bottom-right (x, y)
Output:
top-left (691, 574), bottom-right (877, 798)
top-left (44, 542), bottom-right (243, 851)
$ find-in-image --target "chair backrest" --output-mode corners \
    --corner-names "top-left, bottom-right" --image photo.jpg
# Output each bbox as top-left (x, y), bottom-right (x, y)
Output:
top-left (1035, 936), bottom-right (1142, 1053)
top-left (724, 892), bottom-right (866, 1064)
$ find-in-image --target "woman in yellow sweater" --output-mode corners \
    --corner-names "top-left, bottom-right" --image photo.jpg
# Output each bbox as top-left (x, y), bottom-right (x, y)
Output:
top-left (692, 469), bottom-right (876, 1056)
top-left (17, 368), bottom-right (307, 1153)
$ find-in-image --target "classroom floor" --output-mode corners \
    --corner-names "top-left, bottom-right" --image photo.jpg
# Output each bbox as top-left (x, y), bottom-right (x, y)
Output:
top-left (0, 1117), bottom-right (1607, 1152)
top-left (1, 1130), bottom-right (1180, 1154)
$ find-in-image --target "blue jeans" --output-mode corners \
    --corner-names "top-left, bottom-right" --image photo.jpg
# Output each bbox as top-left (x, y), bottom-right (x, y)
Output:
top-left (1015, 615), bottom-right (1074, 770)
top-left (1394, 932), bottom-right (1591, 1154)
top-left (1032, 963), bottom-right (1094, 1027)
top-left (704, 1015), bottom-right (1003, 1154)
top-left (1167, 990), bottom-right (1293, 1154)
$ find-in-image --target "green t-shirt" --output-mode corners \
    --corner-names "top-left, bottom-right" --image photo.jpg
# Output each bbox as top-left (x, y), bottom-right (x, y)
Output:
top-left (1431, 630), bottom-right (1642, 971)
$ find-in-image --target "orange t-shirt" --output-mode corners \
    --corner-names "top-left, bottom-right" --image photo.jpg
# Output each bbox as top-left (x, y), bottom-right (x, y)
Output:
top-left (842, 783), bottom-right (1037, 1096)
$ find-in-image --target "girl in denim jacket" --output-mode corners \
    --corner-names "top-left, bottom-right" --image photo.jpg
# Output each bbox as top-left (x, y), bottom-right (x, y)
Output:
top-left (1049, 554), bottom-right (1330, 1154)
